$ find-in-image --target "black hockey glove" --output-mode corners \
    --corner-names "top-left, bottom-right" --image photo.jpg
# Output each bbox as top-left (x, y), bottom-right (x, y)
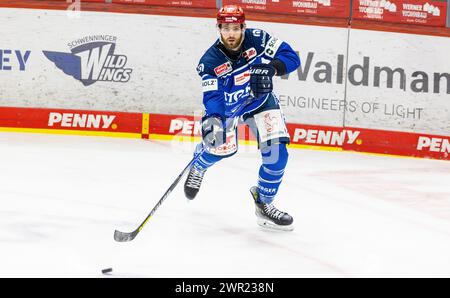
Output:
top-left (249, 63), bottom-right (276, 99)
top-left (201, 115), bottom-right (226, 149)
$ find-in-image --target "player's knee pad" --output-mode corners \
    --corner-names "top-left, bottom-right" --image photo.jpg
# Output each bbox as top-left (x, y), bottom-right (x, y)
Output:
top-left (202, 116), bottom-right (239, 158)
top-left (243, 95), bottom-right (290, 148)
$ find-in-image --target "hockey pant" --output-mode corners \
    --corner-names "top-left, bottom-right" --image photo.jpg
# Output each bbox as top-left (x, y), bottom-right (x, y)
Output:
top-left (192, 96), bottom-right (290, 204)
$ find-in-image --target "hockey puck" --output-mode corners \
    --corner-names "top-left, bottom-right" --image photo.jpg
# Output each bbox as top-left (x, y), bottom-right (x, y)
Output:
top-left (102, 268), bottom-right (113, 274)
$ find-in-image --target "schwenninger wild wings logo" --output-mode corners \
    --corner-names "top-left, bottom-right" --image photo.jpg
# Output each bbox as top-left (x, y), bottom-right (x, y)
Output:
top-left (43, 35), bottom-right (132, 86)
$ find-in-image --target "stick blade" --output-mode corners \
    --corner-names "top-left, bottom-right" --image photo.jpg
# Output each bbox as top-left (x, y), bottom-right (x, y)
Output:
top-left (114, 229), bottom-right (138, 242)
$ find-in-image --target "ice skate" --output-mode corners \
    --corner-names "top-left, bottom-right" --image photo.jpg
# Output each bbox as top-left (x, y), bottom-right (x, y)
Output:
top-left (250, 186), bottom-right (294, 231)
top-left (184, 166), bottom-right (206, 200)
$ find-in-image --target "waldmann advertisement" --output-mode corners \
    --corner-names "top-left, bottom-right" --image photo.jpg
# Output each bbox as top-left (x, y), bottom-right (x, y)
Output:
top-left (345, 28), bottom-right (450, 135)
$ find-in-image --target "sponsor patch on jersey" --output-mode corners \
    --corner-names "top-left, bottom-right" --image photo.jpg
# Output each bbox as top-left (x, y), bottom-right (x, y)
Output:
top-left (202, 78), bottom-right (218, 92)
top-left (234, 70), bottom-right (250, 86)
top-left (214, 62), bottom-right (232, 77)
top-left (224, 85), bottom-right (251, 105)
top-left (261, 31), bottom-right (268, 48)
top-left (243, 47), bottom-right (257, 61)
top-left (265, 36), bottom-right (283, 58)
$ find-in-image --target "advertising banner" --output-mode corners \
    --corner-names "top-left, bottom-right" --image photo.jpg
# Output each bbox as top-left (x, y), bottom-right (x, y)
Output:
top-left (50, 0), bottom-right (216, 7)
top-left (111, 0), bottom-right (216, 8)
top-left (251, 21), bottom-right (350, 127)
top-left (222, 0), bottom-right (351, 18)
top-left (0, 107), bottom-right (143, 138)
top-left (144, 113), bottom-right (450, 159)
top-left (352, 0), bottom-right (448, 27)
top-left (0, 106), bottom-right (448, 159)
top-left (345, 28), bottom-right (450, 136)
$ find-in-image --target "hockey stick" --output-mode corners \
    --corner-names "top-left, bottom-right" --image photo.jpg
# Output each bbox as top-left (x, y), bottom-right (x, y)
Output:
top-left (114, 97), bottom-right (255, 242)
top-left (113, 155), bottom-right (197, 242)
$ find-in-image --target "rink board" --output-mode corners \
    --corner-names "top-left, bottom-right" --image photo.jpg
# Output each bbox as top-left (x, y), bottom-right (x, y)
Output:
top-left (0, 106), bottom-right (448, 160)
top-left (1, 8), bottom-right (448, 135)
top-left (0, 106), bottom-right (144, 138)
top-left (0, 8), bottom-right (449, 160)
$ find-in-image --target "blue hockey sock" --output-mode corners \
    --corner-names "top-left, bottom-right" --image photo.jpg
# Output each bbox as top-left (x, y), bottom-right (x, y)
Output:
top-left (191, 143), bottom-right (223, 171)
top-left (257, 143), bottom-right (289, 204)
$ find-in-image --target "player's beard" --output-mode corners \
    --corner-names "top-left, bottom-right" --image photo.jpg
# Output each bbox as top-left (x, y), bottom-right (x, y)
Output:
top-left (221, 32), bottom-right (244, 51)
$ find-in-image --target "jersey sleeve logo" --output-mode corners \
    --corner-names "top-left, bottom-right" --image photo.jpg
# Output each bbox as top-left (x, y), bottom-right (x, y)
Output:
top-left (214, 62), bottom-right (232, 77)
top-left (252, 30), bottom-right (261, 37)
top-left (265, 36), bottom-right (283, 58)
top-left (197, 63), bottom-right (204, 75)
top-left (202, 78), bottom-right (218, 92)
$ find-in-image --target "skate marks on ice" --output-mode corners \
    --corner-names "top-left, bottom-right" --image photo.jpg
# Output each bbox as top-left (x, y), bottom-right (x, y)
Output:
top-left (282, 152), bottom-right (450, 276)
top-left (178, 206), bottom-right (349, 277)
top-left (1, 133), bottom-right (450, 276)
top-left (307, 166), bottom-right (450, 221)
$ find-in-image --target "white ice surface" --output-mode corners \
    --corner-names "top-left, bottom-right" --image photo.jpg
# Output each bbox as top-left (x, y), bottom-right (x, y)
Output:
top-left (1, 132), bottom-right (450, 277)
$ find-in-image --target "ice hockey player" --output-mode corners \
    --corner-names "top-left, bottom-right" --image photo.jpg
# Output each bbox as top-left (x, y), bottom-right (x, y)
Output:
top-left (184, 5), bottom-right (300, 231)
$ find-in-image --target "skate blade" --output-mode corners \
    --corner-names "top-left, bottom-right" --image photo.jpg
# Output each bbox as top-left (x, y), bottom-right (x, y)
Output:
top-left (257, 218), bottom-right (294, 232)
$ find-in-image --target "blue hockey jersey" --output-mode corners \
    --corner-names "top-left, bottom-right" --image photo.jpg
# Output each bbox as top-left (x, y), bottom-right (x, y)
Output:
top-left (196, 28), bottom-right (300, 119)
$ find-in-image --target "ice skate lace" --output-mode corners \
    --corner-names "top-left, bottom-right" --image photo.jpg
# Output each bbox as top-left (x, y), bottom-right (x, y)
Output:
top-left (263, 204), bottom-right (284, 220)
top-left (186, 167), bottom-right (205, 189)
